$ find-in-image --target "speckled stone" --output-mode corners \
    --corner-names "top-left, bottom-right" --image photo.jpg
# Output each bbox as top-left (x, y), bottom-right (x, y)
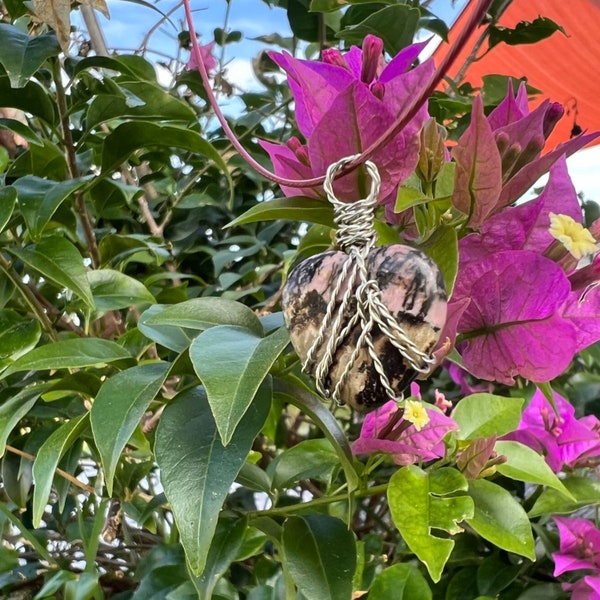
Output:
top-left (282, 244), bottom-right (447, 411)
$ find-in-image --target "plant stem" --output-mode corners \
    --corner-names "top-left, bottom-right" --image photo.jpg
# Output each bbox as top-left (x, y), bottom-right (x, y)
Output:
top-left (0, 253), bottom-right (58, 341)
top-left (52, 59), bottom-right (101, 269)
top-left (248, 483), bottom-right (388, 519)
top-left (5, 444), bottom-right (95, 495)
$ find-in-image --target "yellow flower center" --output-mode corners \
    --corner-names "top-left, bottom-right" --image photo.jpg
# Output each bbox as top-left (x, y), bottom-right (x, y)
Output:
top-left (549, 212), bottom-right (597, 260)
top-left (403, 400), bottom-right (430, 431)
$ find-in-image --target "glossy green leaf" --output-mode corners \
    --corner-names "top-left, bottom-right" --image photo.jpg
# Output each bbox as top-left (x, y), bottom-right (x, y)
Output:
top-left (0, 310), bottom-right (41, 367)
top-left (528, 476), bottom-right (600, 517)
top-left (0, 118), bottom-right (42, 147)
top-left (367, 563), bottom-right (432, 600)
top-left (419, 225), bottom-right (458, 295)
top-left (477, 554), bottom-right (522, 597)
top-left (101, 122), bottom-right (228, 177)
top-left (466, 479), bottom-right (535, 560)
top-left (3, 338), bottom-right (131, 377)
top-left (452, 394), bottom-right (524, 440)
top-left (0, 384), bottom-right (50, 455)
top-left (32, 413), bottom-right (89, 526)
top-left (0, 186), bottom-right (17, 234)
top-left (155, 385), bottom-right (270, 575)
top-left (282, 515), bottom-right (356, 600)
top-left (494, 441), bottom-right (573, 497)
top-left (13, 175), bottom-right (91, 240)
top-left (10, 236), bottom-right (94, 309)
top-left (86, 82), bottom-right (196, 129)
top-left (388, 466), bottom-right (474, 582)
top-left (0, 75), bottom-right (57, 125)
top-left (191, 325), bottom-right (288, 445)
top-left (191, 515), bottom-right (248, 600)
top-left (69, 54), bottom-right (158, 82)
top-left (87, 269), bottom-right (155, 310)
top-left (91, 362), bottom-right (170, 495)
top-left (145, 298), bottom-right (263, 337)
top-left (270, 438), bottom-right (340, 490)
top-left (138, 305), bottom-right (194, 353)
top-left (227, 196), bottom-right (334, 228)
top-left (274, 377), bottom-right (359, 493)
top-left (337, 5), bottom-right (420, 56)
top-left (0, 24), bottom-right (60, 87)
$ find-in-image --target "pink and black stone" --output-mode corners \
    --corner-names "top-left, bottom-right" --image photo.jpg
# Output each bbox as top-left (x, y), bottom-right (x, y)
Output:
top-left (281, 244), bottom-right (447, 412)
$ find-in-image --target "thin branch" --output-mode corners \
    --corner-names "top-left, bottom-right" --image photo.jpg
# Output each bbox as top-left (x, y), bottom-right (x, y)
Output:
top-left (52, 59), bottom-right (102, 269)
top-left (0, 253), bottom-right (58, 341)
top-left (182, 0), bottom-right (494, 190)
top-left (5, 444), bottom-right (96, 495)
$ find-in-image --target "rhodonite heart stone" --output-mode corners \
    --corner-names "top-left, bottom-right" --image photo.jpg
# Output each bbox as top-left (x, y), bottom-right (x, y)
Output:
top-left (282, 244), bottom-right (447, 411)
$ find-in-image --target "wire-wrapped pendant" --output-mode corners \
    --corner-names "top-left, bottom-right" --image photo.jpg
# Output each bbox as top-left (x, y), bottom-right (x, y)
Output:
top-left (281, 156), bottom-right (447, 411)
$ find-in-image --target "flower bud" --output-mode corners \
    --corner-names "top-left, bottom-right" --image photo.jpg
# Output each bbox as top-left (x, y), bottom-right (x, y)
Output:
top-left (286, 136), bottom-right (310, 166)
top-left (543, 102), bottom-right (564, 139)
top-left (322, 48), bottom-right (348, 70)
top-left (360, 34), bottom-right (384, 84)
top-left (370, 81), bottom-right (385, 100)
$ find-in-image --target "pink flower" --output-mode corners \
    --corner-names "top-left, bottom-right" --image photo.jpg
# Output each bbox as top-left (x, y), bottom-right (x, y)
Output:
top-left (351, 399), bottom-right (458, 466)
top-left (451, 157), bottom-right (600, 384)
top-left (552, 517), bottom-right (600, 576)
top-left (187, 41), bottom-right (218, 75)
top-left (563, 575), bottom-right (600, 600)
top-left (502, 389), bottom-right (600, 472)
top-left (452, 83), bottom-right (599, 228)
top-left (260, 36), bottom-right (433, 206)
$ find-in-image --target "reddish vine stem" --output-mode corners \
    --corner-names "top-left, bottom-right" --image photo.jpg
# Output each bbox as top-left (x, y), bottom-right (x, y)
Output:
top-left (182, 0), bottom-right (494, 189)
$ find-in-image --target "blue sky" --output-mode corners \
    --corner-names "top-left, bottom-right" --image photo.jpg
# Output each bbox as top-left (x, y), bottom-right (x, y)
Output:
top-left (77, 0), bottom-right (599, 202)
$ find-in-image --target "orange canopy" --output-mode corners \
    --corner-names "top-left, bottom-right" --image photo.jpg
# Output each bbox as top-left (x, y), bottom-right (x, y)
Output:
top-left (434, 0), bottom-right (600, 148)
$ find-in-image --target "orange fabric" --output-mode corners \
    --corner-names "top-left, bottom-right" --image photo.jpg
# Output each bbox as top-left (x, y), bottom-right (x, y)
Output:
top-left (434, 0), bottom-right (600, 148)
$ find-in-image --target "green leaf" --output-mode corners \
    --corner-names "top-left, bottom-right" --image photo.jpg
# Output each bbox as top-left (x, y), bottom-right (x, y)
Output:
top-left (145, 298), bottom-right (263, 337)
top-left (191, 515), bottom-right (248, 600)
top-left (419, 226), bottom-right (458, 295)
top-left (3, 338), bottom-right (131, 377)
top-left (191, 325), bottom-right (288, 445)
top-left (0, 118), bottom-right (43, 147)
top-left (0, 384), bottom-right (50, 455)
top-left (86, 82), bottom-right (196, 129)
top-left (494, 441), bottom-right (573, 497)
top-left (0, 186), bottom-right (16, 234)
top-left (138, 304), bottom-right (194, 353)
top-left (476, 554), bottom-right (522, 597)
top-left (101, 122), bottom-right (229, 179)
top-left (10, 236), bottom-right (94, 309)
top-left (0, 75), bottom-right (57, 125)
top-left (388, 466), bottom-right (474, 582)
top-left (489, 17), bottom-right (566, 50)
top-left (452, 394), bottom-right (524, 440)
top-left (529, 476), bottom-right (600, 517)
top-left (69, 54), bottom-right (158, 82)
top-left (91, 362), bottom-right (170, 495)
top-left (274, 377), bottom-right (359, 493)
top-left (0, 310), bottom-right (41, 366)
top-left (282, 515), bottom-right (356, 600)
top-left (227, 196), bottom-right (334, 228)
top-left (32, 413), bottom-right (89, 527)
top-left (13, 175), bottom-right (91, 241)
top-left (367, 563), bottom-right (432, 600)
top-left (87, 269), bottom-right (155, 310)
top-left (270, 438), bottom-right (340, 490)
top-left (0, 24), bottom-right (60, 87)
top-left (336, 5), bottom-right (420, 57)
top-left (466, 479), bottom-right (535, 560)
top-left (155, 386), bottom-right (270, 575)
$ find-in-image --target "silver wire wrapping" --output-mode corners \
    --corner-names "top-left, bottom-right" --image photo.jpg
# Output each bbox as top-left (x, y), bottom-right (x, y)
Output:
top-left (302, 155), bottom-right (435, 405)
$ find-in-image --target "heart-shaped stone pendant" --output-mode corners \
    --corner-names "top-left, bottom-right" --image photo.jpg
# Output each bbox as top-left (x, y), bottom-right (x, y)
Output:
top-left (282, 244), bottom-right (447, 411)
